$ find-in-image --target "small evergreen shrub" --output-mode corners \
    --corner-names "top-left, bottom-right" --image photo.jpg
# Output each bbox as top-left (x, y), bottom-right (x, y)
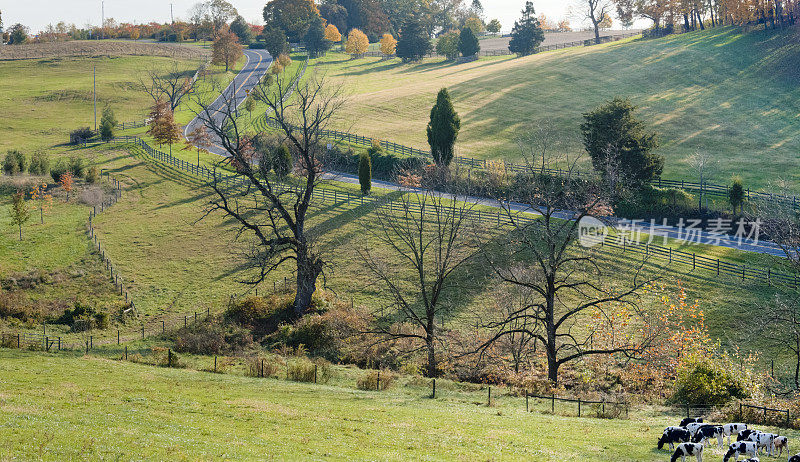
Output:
top-left (68, 155), bottom-right (86, 178)
top-left (85, 166), bottom-right (99, 184)
top-left (50, 160), bottom-right (69, 183)
top-left (28, 151), bottom-right (50, 175)
top-left (3, 150), bottom-right (26, 175)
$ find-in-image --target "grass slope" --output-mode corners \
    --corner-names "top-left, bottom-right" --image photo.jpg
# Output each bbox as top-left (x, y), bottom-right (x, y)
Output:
top-left (317, 27), bottom-right (800, 191)
top-left (0, 349), bottom-right (755, 461)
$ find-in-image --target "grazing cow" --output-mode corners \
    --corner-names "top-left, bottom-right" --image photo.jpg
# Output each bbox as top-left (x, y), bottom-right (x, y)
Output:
top-left (744, 432), bottom-right (775, 456)
top-left (671, 442), bottom-right (704, 462)
top-left (773, 436), bottom-right (788, 456)
top-left (739, 458), bottom-right (759, 462)
top-left (692, 425), bottom-right (724, 449)
top-left (737, 429), bottom-right (758, 442)
top-left (686, 422), bottom-right (712, 437)
top-left (722, 423), bottom-right (748, 444)
top-left (724, 441), bottom-right (758, 461)
top-left (659, 426), bottom-right (692, 450)
top-left (680, 417), bottom-right (704, 428)
top-left (788, 453), bottom-right (800, 462)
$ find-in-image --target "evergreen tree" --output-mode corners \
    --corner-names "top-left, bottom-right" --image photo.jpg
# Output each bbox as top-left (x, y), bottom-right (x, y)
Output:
top-left (8, 191), bottom-right (30, 241)
top-left (99, 105), bottom-right (117, 142)
top-left (581, 97), bottom-right (662, 186)
top-left (458, 27), bottom-right (480, 57)
top-left (729, 176), bottom-right (746, 214)
top-left (304, 15), bottom-right (331, 57)
top-left (426, 88), bottom-right (461, 167)
top-left (396, 15), bottom-right (431, 62)
top-left (359, 151), bottom-right (372, 195)
top-left (262, 26), bottom-right (288, 58)
top-left (508, 2), bottom-right (545, 56)
top-left (230, 15), bottom-right (254, 45)
top-left (272, 144), bottom-right (292, 177)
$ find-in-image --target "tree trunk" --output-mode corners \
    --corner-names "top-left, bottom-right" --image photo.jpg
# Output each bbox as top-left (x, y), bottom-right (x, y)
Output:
top-left (426, 333), bottom-right (437, 378)
top-left (18, 225), bottom-right (23, 241)
top-left (545, 284), bottom-right (558, 384)
top-left (293, 251), bottom-right (322, 318)
top-left (593, 21), bottom-right (601, 43)
top-left (795, 342), bottom-right (799, 389)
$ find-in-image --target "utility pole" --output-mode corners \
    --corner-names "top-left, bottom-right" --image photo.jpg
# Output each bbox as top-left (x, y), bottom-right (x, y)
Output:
top-left (170, 3), bottom-right (174, 24)
top-left (93, 66), bottom-right (97, 131)
top-left (101, 1), bottom-right (105, 39)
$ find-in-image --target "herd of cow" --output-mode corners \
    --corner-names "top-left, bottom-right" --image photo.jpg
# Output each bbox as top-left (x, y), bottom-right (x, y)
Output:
top-left (659, 417), bottom-right (797, 461)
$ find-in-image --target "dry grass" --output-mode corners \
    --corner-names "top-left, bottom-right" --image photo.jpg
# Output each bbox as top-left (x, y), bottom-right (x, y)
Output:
top-left (0, 40), bottom-right (210, 61)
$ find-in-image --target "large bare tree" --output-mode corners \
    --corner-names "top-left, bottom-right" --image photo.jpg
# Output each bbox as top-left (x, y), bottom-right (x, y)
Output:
top-left (140, 61), bottom-right (198, 112)
top-left (474, 147), bottom-right (660, 384)
top-left (359, 187), bottom-right (480, 377)
top-left (575, 0), bottom-right (612, 42)
top-left (754, 295), bottom-right (800, 389)
top-left (191, 66), bottom-right (345, 318)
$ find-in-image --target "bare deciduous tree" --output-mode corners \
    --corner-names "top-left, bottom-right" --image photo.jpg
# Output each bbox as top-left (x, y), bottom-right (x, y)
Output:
top-left (758, 179), bottom-right (800, 271)
top-left (139, 61), bottom-right (196, 112)
top-left (755, 295), bottom-right (800, 389)
top-left (688, 149), bottom-right (718, 213)
top-left (359, 187), bottom-right (480, 377)
top-left (192, 66), bottom-right (345, 318)
top-left (474, 146), bottom-right (660, 384)
top-left (574, 0), bottom-right (611, 42)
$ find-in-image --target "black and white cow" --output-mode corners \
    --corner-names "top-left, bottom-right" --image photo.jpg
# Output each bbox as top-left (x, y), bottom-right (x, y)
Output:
top-left (724, 441), bottom-right (758, 461)
top-left (692, 425), bottom-right (723, 449)
top-left (659, 426), bottom-right (692, 450)
top-left (739, 458), bottom-right (759, 462)
top-left (788, 453), bottom-right (800, 462)
top-left (737, 429), bottom-right (758, 442)
top-left (744, 431), bottom-right (775, 456)
top-left (773, 436), bottom-right (788, 456)
top-left (680, 417), bottom-right (704, 428)
top-left (722, 423), bottom-right (748, 444)
top-left (686, 422), bottom-right (712, 438)
top-left (671, 442), bottom-right (704, 462)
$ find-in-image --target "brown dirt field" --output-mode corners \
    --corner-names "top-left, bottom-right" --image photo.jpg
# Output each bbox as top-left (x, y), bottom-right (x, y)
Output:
top-left (0, 40), bottom-right (210, 61)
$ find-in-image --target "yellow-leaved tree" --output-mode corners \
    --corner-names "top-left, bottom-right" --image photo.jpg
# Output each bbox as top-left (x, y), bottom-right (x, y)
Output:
top-left (324, 24), bottom-right (342, 43)
top-left (345, 28), bottom-right (369, 58)
top-left (380, 33), bottom-right (397, 56)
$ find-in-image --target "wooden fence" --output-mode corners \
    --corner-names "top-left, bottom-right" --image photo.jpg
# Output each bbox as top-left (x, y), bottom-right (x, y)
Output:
top-left (93, 135), bottom-right (800, 291)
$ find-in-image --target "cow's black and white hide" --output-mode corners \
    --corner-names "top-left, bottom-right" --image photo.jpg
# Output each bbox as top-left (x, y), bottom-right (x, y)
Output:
top-left (680, 417), bottom-right (704, 428)
top-left (659, 426), bottom-right (692, 450)
top-left (687, 422), bottom-right (712, 437)
top-left (744, 432), bottom-right (775, 456)
top-left (737, 429), bottom-right (758, 442)
top-left (788, 453), bottom-right (800, 462)
top-left (692, 425), bottom-right (723, 449)
top-left (773, 436), bottom-right (788, 456)
top-left (671, 442), bottom-right (704, 462)
top-left (724, 441), bottom-right (758, 461)
top-left (723, 423), bottom-right (748, 444)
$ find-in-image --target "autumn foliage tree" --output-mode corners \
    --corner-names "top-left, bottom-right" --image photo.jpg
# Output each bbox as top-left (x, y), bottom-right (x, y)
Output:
top-left (380, 33), bottom-right (397, 56)
top-left (60, 173), bottom-right (74, 202)
top-left (185, 125), bottom-right (212, 166)
top-left (212, 26), bottom-right (243, 72)
top-left (324, 24), bottom-right (342, 43)
top-left (345, 28), bottom-right (369, 58)
top-left (147, 99), bottom-right (182, 155)
top-left (8, 191), bottom-right (30, 241)
top-left (30, 182), bottom-right (53, 224)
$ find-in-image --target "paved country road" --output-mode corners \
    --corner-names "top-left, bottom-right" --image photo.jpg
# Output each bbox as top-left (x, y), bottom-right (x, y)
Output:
top-left (184, 49), bottom-right (273, 156)
top-left (184, 50), bottom-right (791, 261)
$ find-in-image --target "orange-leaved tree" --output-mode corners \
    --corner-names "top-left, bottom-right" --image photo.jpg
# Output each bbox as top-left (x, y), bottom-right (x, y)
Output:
top-left (212, 26), bottom-right (243, 72)
top-left (324, 24), bottom-right (342, 43)
top-left (30, 181), bottom-right (53, 224)
top-left (185, 125), bottom-right (212, 166)
top-left (60, 172), bottom-right (74, 202)
top-left (380, 33), bottom-right (397, 56)
top-left (147, 99), bottom-right (182, 155)
top-left (345, 28), bottom-right (369, 58)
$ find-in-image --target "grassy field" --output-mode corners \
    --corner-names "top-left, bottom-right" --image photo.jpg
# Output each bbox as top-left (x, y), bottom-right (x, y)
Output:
top-left (5, 348), bottom-right (786, 461)
top-left (314, 26), bottom-right (800, 192)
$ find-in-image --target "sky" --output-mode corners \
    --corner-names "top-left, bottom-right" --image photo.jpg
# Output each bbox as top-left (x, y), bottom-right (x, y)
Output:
top-left (1, 0), bottom-right (609, 35)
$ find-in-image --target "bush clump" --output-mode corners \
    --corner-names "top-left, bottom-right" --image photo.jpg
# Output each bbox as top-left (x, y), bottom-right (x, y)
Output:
top-left (173, 318), bottom-right (253, 355)
top-left (3, 150), bottom-right (26, 175)
top-left (671, 356), bottom-right (749, 406)
top-left (85, 166), bottom-right (99, 184)
top-left (357, 369), bottom-right (395, 391)
top-left (287, 357), bottom-right (331, 383)
top-left (56, 301), bottom-right (109, 331)
top-left (68, 155), bottom-right (86, 178)
top-left (70, 127), bottom-right (94, 144)
top-left (28, 151), bottom-right (50, 175)
top-left (247, 355), bottom-right (279, 377)
top-left (50, 160), bottom-right (69, 183)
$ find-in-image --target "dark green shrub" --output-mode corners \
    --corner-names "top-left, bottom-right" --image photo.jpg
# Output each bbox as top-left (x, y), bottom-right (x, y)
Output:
top-left (50, 160), bottom-right (68, 183)
top-left (3, 150), bottom-right (26, 175)
top-left (248, 42), bottom-right (267, 49)
top-left (28, 151), bottom-right (50, 175)
top-left (458, 27), bottom-right (480, 57)
top-left (729, 176), bottom-right (746, 214)
top-left (671, 356), bottom-right (749, 406)
top-left (70, 127), bottom-right (94, 144)
top-left (56, 300), bottom-right (108, 331)
top-left (359, 151), bottom-right (371, 195)
top-left (272, 144), bottom-right (292, 177)
top-left (68, 155), bottom-right (86, 178)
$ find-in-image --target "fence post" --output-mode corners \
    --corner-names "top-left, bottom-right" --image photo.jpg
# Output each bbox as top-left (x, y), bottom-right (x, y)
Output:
top-left (58, 337), bottom-right (61, 351)
top-left (488, 386), bottom-right (491, 405)
top-left (125, 345), bottom-right (128, 360)
top-left (578, 398), bottom-right (581, 417)
top-left (377, 370), bottom-right (381, 391)
top-left (141, 326), bottom-right (144, 340)
top-left (552, 394), bottom-right (555, 413)
top-left (17, 334), bottom-right (20, 348)
top-left (526, 392), bottom-right (529, 412)
top-left (162, 321), bottom-right (165, 334)
top-left (314, 365), bottom-right (318, 384)
top-left (168, 349), bottom-right (172, 367)
top-left (90, 336), bottom-right (93, 350)
top-left (117, 329), bottom-right (120, 345)
top-left (432, 378), bottom-right (436, 399)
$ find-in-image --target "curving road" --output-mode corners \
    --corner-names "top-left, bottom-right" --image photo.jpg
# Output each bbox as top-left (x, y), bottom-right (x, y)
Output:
top-left (184, 49), bottom-right (273, 157)
top-left (184, 51), bottom-right (791, 260)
